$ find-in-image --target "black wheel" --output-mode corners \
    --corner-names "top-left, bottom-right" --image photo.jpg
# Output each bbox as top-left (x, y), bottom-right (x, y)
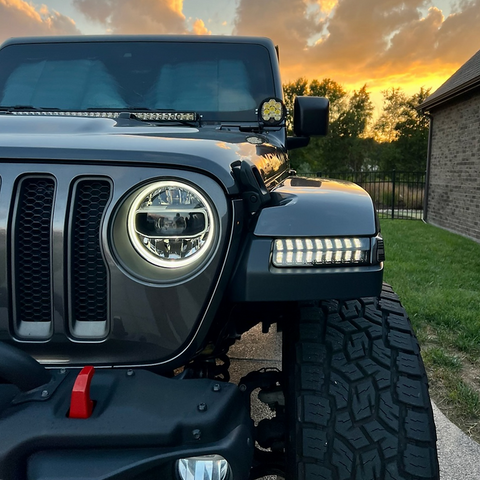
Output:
top-left (283, 283), bottom-right (439, 480)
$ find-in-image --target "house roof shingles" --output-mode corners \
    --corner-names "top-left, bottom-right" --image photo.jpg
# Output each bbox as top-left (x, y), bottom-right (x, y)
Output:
top-left (419, 48), bottom-right (480, 111)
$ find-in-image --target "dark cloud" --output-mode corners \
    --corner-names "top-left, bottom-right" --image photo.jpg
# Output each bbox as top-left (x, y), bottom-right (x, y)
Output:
top-left (309, 0), bottom-right (429, 66)
top-left (433, 0), bottom-right (480, 63)
top-left (0, 0), bottom-right (80, 44)
top-left (233, 0), bottom-right (320, 67)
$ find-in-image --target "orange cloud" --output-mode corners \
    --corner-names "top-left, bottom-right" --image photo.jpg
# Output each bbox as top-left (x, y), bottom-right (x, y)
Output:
top-left (72, 0), bottom-right (213, 36)
top-left (1, 0), bottom-right (477, 113)
top-left (234, 0), bottom-right (480, 107)
top-left (0, 0), bottom-right (80, 44)
top-left (192, 19), bottom-right (211, 35)
top-left (314, 0), bottom-right (338, 14)
top-left (73, 0), bottom-right (187, 34)
top-left (234, 0), bottom-right (320, 65)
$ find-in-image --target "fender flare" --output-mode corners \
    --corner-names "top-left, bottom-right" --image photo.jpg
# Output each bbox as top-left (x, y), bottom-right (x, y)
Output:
top-left (228, 176), bottom-right (383, 302)
top-left (255, 176), bottom-right (378, 237)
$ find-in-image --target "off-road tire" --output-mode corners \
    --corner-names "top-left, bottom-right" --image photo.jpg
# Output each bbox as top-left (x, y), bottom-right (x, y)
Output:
top-left (283, 283), bottom-right (439, 479)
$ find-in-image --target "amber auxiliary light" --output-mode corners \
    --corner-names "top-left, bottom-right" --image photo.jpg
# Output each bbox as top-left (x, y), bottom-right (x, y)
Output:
top-left (258, 97), bottom-right (286, 125)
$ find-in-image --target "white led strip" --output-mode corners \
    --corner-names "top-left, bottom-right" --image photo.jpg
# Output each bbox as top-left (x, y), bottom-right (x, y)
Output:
top-left (273, 237), bottom-right (370, 267)
top-left (10, 111), bottom-right (197, 121)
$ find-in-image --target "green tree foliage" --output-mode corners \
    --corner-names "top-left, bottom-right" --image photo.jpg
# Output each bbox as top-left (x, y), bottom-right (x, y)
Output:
top-left (373, 87), bottom-right (431, 171)
top-left (283, 78), bottom-right (347, 136)
top-left (308, 78), bottom-right (347, 121)
top-left (287, 81), bottom-right (375, 173)
top-left (374, 87), bottom-right (407, 143)
top-left (392, 87), bottom-right (431, 171)
top-left (283, 77), bottom-right (308, 134)
top-left (337, 85), bottom-right (375, 138)
top-left (284, 78), bottom-right (431, 174)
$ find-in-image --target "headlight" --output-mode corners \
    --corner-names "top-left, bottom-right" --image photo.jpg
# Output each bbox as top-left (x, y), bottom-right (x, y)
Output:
top-left (272, 237), bottom-right (371, 267)
top-left (127, 181), bottom-right (215, 268)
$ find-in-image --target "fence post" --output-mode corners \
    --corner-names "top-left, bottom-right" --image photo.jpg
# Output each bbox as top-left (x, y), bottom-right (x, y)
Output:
top-left (391, 169), bottom-right (396, 219)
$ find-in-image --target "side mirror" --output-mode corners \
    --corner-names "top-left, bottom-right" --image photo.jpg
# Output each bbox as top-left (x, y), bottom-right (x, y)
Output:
top-left (293, 96), bottom-right (329, 137)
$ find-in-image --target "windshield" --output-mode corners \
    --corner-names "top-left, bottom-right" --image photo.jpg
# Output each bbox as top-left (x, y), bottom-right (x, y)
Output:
top-left (0, 41), bottom-right (276, 122)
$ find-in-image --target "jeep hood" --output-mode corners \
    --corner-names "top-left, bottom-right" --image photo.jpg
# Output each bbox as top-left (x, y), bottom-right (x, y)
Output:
top-left (0, 115), bottom-right (288, 193)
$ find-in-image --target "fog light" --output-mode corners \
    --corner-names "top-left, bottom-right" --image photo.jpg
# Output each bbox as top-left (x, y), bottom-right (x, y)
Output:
top-left (177, 455), bottom-right (231, 480)
top-left (273, 237), bottom-right (370, 267)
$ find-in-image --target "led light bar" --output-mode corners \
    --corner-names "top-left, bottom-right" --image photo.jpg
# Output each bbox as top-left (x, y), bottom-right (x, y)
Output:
top-left (11, 111), bottom-right (121, 118)
top-left (273, 237), bottom-right (371, 267)
top-left (134, 112), bottom-right (197, 121)
top-left (10, 111), bottom-right (197, 121)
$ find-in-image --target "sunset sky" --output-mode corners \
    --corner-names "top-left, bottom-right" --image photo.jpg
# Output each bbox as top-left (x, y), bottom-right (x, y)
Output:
top-left (1, 0), bottom-right (480, 111)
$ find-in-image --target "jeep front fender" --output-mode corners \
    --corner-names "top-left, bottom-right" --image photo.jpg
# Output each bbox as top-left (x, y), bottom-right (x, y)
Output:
top-left (255, 176), bottom-right (378, 237)
top-left (228, 177), bottom-right (383, 302)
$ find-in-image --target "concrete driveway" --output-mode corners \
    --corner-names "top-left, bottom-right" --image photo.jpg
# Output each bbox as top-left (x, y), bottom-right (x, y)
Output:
top-left (229, 324), bottom-right (480, 480)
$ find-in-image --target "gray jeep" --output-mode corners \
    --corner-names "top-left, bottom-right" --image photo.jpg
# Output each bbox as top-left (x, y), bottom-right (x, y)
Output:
top-left (0, 35), bottom-right (438, 480)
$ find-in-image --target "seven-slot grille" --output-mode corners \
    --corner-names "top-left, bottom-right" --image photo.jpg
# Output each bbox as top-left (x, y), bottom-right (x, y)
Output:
top-left (10, 175), bottom-right (111, 340)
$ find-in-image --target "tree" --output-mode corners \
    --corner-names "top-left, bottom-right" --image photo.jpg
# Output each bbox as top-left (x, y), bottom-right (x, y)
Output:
top-left (283, 78), bottom-right (346, 134)
top-left (320, 85), bottom-right (375, 172)
top-left (373, 87), bottom-right (431, 171)
top-left (374, 87), bottom-right (407, 142)
top-left (284, 78), bottom-right (349, 172)
top-left (283, 78), bottom-right (308, 134)
top-left (286, 81), bottom-right (375, 173)
top-left (337, 85), bottom-right (374, 138)
top-left (284, 79), bottom-right (430, 175)
top-left (308, 78), bottom-right (347, 121)
top-left (393, 87), bottom-right (431, 171)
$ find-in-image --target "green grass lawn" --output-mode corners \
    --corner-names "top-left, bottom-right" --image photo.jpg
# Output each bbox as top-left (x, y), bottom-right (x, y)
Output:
top-left (380, 219), bottom-right (480, 440)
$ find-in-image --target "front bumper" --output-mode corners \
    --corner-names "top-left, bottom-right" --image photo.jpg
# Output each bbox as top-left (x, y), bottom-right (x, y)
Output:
top-left (0, 369), bottom-right (254, 480)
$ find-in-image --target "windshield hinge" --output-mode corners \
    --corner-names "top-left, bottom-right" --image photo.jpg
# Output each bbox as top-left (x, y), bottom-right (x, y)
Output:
top-left (231, 160), bottom-right (271, 215)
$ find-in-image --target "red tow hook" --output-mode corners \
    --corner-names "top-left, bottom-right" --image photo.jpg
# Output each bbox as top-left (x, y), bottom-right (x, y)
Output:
top-left (69, 366), bottom-right (95, 419)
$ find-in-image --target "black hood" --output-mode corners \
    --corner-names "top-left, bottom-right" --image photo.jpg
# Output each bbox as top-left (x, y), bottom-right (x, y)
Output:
top-left (0, 115), bottom-right (288, 193)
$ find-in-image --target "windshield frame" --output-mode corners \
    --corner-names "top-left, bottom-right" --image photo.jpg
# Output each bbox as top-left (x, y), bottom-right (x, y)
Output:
top-left (0, 39), bottom-right (279, 124)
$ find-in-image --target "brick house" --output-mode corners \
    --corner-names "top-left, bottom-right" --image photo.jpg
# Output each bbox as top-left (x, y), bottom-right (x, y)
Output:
top-left (419, 49), bottom-right (480, 242)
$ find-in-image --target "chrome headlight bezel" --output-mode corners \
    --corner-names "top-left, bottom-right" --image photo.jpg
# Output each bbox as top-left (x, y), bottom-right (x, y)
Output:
top-left (126, 180), bottom-right (216, 269)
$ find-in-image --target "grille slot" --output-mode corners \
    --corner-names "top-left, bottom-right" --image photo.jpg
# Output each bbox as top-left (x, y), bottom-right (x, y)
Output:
top-left (14, 177), bottom-right (55, 324)
top-left (10, 176), bottom-right (111, 340)
top-left (69, 179), bottom-right (111, 338)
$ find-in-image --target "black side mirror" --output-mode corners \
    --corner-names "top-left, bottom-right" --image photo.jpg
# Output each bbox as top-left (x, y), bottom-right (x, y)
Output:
top-left (293, 96), bottom-right (329, 137)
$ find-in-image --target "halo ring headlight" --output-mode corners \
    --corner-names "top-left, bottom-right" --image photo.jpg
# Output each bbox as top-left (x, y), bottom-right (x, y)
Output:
top-left (127, 181), bottom-right (216, 268)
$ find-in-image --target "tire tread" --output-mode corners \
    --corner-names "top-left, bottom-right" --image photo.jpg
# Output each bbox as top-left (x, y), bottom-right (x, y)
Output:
top-left (286, 283), bottom-right (439, 479)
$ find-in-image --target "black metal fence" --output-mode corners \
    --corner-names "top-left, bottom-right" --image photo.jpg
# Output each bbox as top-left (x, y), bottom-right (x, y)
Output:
top-left (298, 170), bottom-right (426, 220)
